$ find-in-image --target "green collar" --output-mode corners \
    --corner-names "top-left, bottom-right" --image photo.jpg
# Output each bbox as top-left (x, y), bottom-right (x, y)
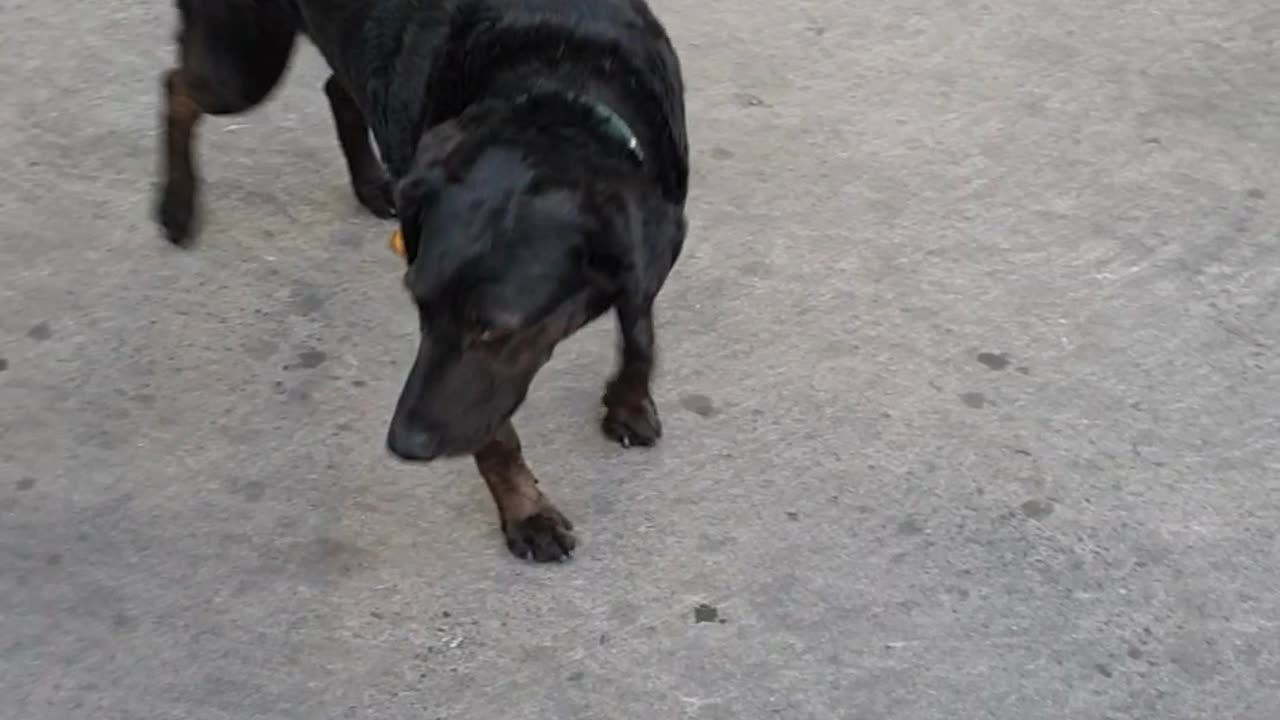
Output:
top-left (513, 91), bottom-right (645, 165)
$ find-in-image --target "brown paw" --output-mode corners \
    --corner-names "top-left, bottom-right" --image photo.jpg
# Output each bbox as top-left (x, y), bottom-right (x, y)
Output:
top-left (504, 506), bottom-right (576, 562)
top-left (602, 392), bottom-right (662, 448)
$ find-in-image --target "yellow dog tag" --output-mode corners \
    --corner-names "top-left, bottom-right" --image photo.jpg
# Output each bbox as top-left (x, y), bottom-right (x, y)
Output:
top-left (389, 228), bottom-right (407, 258)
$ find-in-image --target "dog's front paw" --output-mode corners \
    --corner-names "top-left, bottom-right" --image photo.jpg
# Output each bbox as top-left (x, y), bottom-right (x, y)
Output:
top-left (156, 181), bottom-right (196, 245)
top-left (503, 505), bottom-right (576, 562)
top-left (602, 391), bottom-right (662, 448)
top-left (354, 177), bottom-right (396, 219)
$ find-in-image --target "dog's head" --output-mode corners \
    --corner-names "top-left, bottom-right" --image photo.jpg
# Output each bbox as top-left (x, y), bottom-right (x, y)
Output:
top-left (385, 122), bottom-right (671, 461)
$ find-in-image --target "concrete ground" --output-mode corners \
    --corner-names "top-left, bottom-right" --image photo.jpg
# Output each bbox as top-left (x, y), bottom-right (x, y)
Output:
top-left (2, 0), bottom-right (1278, 718)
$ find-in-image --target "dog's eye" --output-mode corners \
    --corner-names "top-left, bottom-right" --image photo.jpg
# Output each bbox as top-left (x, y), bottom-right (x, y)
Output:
top-left (468, 309), bottom-right (522, 347)
top-left (467, 327), bottom-right (512, 352)
top-left (468, 320), bottom-right (514, 347)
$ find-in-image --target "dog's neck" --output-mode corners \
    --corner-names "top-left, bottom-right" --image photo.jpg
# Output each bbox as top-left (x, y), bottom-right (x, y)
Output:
top-left (509, 91), bottom-right (645, 165)
top-left (436, 68), bottom-right (653, 188)
top-left (480, 62), bottom-right (650, 163)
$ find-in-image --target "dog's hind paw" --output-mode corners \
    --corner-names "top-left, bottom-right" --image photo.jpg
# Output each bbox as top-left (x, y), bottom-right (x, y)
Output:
top-left (156, 181), bottom-right (196, 245)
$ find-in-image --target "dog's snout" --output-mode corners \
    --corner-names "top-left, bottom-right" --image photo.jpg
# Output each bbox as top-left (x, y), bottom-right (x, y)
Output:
top-left (387, 420), bottom-right (440, 461)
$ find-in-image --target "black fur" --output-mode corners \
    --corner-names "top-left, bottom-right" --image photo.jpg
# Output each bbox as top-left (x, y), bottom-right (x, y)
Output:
top-left (156, 0), bottom-right (689, 561)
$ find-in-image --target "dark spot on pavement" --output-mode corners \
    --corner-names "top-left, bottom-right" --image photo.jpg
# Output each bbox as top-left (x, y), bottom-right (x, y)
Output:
top-left (27, 322), bottom-right (52, 341)
top-left (76, 532), bottom-right (89, 543)
top-left (739, 260), bottom-right (773, 278)
top-left (286, 348), bottom-right (327, 370)
top-left (299, 349), bottom-right (327, 367)
top-left (960, 391), bottom-right (987, 409)
top-left (1015, 366), bottom-right (1031, 375)
top-left (567, 671), bottom-right (585, 682)
top-left (289, 291), bottom-right (328, 316)
top-left (82, 429), bottom-right (127, 451)
top-left (46, 553), bottom-right (63, 567)
top-left (0, 358), bottom-right (7, 371)
top-left (693, 603), bottom-right (721, 624)
top-left (1020, 499), bottom-right (1055, 520)
top-left (1128, 645), bottom-right (1143, 660)
top-left (785, 510), bottom-right (800, 521)
top-left (244, 337), bottom-right (279, 361)
top-left (710, 146), bottom-right (734, 160)
top-left (16, 477), bottom-right (36, 491)
top-left (896, 517), bottom-right (925, 536)
top-left (305, 536), bottom-right (371, 576)
top-left (369, 610), bottom-right (385, 620)
top-left (680, 393), bottom-right (717, 417)
top-left (1095, 663), bottom-right (1113, 679)
top-left (132, 393), bottom-right (157, 407)
top-left (239, 481), bottom-right (266, 502)
top-left (112, 612), bottom-right (136, 632)
top-left (1246, 188), bottom-right (1265, 200)
top-left (732, 92), bottom-right (769, 108)
top-left (976, 352), bottom-right (1011, 370)
top-left (351, 379), bottom-right (367, 388)
top-left (1017, 476), bottom-right (1046, 492)
top-left (697, 532), bottom-right (732, 552)
top-left (1142, 137), bottom-right (1162, 145)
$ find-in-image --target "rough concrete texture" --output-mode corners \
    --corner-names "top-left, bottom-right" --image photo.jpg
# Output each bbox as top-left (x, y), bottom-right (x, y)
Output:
top-left (2, 0), bottom-right (1278, 718)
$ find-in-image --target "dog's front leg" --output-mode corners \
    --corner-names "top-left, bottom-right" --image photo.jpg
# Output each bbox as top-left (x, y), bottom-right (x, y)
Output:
top-left (602, 301), bottom-right (663, 447)
top-left (322, 75), bottom-right (395, 219)
top-left (473, 421), bottom-right (576, 562)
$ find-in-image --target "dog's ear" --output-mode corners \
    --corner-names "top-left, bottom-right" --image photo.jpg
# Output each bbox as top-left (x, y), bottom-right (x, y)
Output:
top-left (396, 168), bottom-right (492, 303)
top-left (393, 170), bottom-right (441, 266)
top-left (392, 122), bottom-right (466, 266)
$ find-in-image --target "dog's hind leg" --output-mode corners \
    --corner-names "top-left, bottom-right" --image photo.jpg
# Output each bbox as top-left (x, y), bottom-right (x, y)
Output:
top-left (157, 67), bottom-right (205, 245)
top-left (602, 302), bottom-right (663, 447)
top-left (473, 421), bottom-right (576, 562)
top-left (323, 76), bottom-right (395, 219)
top-left (156, 0), bottom-right (298, 244)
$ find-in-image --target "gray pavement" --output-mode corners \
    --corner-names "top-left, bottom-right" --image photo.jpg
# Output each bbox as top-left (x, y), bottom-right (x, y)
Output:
top-left (3, 1), bottom-right (1279, 718)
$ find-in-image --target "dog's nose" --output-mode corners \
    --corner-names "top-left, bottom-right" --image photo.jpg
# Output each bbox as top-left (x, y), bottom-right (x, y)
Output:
top-left (387, 421), bottom-right (440, 461)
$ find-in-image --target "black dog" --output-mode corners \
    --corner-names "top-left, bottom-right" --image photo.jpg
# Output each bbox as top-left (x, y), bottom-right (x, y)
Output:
top-left (156, 0), bottom-right (688, 561)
